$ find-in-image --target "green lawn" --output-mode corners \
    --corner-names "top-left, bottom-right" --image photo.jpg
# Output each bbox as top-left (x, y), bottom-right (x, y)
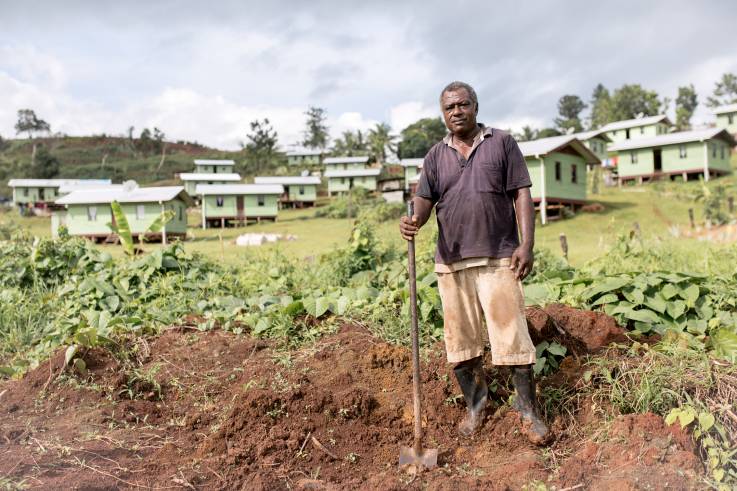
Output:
top-left (2, 167), bottom-right (736, 267)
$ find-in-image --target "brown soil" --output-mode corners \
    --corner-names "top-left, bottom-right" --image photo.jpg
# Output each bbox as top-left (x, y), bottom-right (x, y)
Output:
top-left (0, 309), bottom-right (704, 490)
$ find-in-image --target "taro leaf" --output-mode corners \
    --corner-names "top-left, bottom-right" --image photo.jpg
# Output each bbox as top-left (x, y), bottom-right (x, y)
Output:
top-left (667, 300), bottom-right (687, 320)
top-left (677, 408), bottom-right (696, 428)
top-left (337, 296), bottom-right (351, 315)
top-left (547, 342), bottom-right (567, 357)
top-left (581, 277), bottom-right (630, 300)
top-left (698, 412), bottom-right (715, 432)
top-left (664, 409), bottom-right (680, 426)
top-left (591, 293), bottom-right (619, 306)
top-left (356, 286), bottom-right (379, 300)
top-left (643, 294), bottom-right (667, 314)
top-left (535, 341), bottom-right (550, 357)
top-left (64, 345), bottom-right (78, 365)
top-left (623, 288), bottom-right (645, 305)
top-left (625, 308), bottom-right (662, 324)
top-left (661, 283), bottom-right (679, 300)
top-left (314, 296), bottom-right (331, 318)
top-left (102, 295), bottom-right (120, 312)
top-left (253, 317), bottom-right (270, 335)
top-left (533, 357), bottom-right (546, 376)
top-left (710, 328), bottom-right (737, 362)
top-left (686, 320), bottom-right (707, 335)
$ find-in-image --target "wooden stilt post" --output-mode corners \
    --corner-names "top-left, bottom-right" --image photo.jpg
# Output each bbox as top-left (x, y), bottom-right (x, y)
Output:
top-left (559, 233), bottom-right (568, 262)
top-left (688, 209), bottom-right (695, 229)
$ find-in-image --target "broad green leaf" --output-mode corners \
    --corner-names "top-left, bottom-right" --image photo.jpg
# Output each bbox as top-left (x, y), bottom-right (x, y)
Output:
top-left (698, 412), bottom-right (715, 432)
top-left (284, 301), bottom-right (305, 317)
top-left (710, 328), bottom-right (737, 362)
top-left (666, 300), bottom-right (687, 320)
top-left (532, 357), bottom-right (546, 376)
top-left (110, 201), bottom-right (134, 256)
top-left (678, 408), bottom-right (696, 428)
top-left (102, 295), bottom-right (120, 312)
top-left (337, 296), bottom-right (351, 315)
top-left (146, 209), bottom-right (175, 236)
top-left (681, 284), bottom-right (700, 306)
top-left (535, 341), bottom-right (549, 357)
top-left (625, 308), bottom-right (662, 324)
top-left (581, 277), bottom-right (630, 300)
top-left (661, 283), bottom-right (678, 300)
top-left (314, 296), bottom-right (331, 317)
top-left (643, 294), bottom-right (667, 314)
top-left (664, 409), bottom-right (679, 426)
top-left (547, 342), bottom-right (567, 357)
top-left (64, 345), bottom-right (78, 365)
top-left (591, 293), bottom-right (619, 306)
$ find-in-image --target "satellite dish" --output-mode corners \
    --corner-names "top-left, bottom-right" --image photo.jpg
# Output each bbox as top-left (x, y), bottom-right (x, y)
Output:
top-left (566, 127), bottom-right (575, 135)
top-left (635, 112), bottom-right (645, 119)
top-left (300, 169), bottom-right (309, 177)
top-left (123, 180), bottom-right (138, 192)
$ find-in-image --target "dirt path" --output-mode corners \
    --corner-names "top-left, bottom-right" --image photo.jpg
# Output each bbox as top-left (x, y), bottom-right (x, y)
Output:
top-left (0, 312), bottom-right (704, 490)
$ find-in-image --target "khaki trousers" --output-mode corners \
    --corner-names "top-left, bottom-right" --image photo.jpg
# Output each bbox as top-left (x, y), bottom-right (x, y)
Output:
top-left (436, 258), bottom-right (536, 365)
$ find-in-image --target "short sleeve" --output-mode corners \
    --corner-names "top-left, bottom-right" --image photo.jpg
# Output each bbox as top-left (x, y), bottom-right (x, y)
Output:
top-left (504, 134), bottom-right (532, 191)
top-left (415, 152), bottom-right (439, 203)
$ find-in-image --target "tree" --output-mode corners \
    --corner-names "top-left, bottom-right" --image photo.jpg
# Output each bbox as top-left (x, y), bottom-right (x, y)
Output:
top-left (331, 130), bottom-right (368, 156)
top-left (14, 109), bottom-right (50, 139)
top-left (302, 106), bottom-right (329, 149)
top-left (609, 84), bottom-right (663, 121)
top-left (675, 84), bottom-right (698, 130)
top-left (30, 146), bottom-right (60, 179)
top-left (367, 123), bottom-right (396, 163)
top-left (588, 83), bottom-right (612, 129)
top-left (537, 128), bottom-right (562, 138)
top-left (554, 95), bottom-right (587, 133)
top-left (706, 73), bottom-right (737, 108)
top-left (397, 117), bottom-right (447, 158)
top-left (514, 125), bottom-right (538, 142)
top-left (245, 118), bottom-right (279, 172)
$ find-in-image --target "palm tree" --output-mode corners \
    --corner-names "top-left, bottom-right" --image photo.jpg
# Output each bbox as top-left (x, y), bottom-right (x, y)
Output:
top-left (368, 123), bottom-right (396, 164)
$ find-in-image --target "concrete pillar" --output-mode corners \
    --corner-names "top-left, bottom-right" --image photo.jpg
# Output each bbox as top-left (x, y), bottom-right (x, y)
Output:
top-left (160, 202), bottom-right (167, 245)
top-left (539, 157), bottom-right (547, 226)
top-left (703, 142), bottom-right (710, 182)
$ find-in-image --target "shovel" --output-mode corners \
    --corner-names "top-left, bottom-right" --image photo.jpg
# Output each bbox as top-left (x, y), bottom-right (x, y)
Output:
top-left (399, 200), bottom-right (438, 470)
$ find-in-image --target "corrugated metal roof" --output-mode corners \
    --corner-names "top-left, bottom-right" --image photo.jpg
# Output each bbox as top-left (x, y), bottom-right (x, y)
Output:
top-left (57, 183), bottom-right (126, 194)
top-left (600, 115), bottom-right (671, 132)
top-left (518, 136), bottom-right (600, 164)
top-left (195, 184), bottom-right (284, 195)
top-left (56, 186), bottom-right (192, 205)
top-left (179, 173), bottom-right (241, 181)
top-left (324, 168), bottom-right (382, 178)
top-left (608, 128), bottom-right (735, 151)
top-left (572, 129), bottom-right (612, 142)
top-left (193, 159), bottom-right (235, 166)
top-left (286, 149), bottom-right (323, 157)
top-left (323, 156), bottom-right (370, 164)
top-left (8, 178), bottom-right (111, 188)
top-left (400, 158), bottom-right (424, 168)
top-left (713, 103), bottom-right (737, 115)
top-left (254, 176), bottom-right (321, 185)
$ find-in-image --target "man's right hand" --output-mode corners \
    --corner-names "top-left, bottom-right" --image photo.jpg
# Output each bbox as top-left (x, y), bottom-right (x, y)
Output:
top-left (399, 215), bottom-right (419, 241)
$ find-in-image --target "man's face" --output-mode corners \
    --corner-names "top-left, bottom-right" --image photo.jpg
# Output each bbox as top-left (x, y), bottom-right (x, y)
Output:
top-left (441, 89), bottom-right (478, 136)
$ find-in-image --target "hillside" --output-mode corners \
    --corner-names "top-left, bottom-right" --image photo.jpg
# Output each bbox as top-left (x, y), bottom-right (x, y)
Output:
top-left (0, 136), bottom-right (243, 198)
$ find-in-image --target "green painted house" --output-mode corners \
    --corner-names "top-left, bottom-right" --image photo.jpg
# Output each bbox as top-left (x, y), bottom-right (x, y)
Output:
top-left (287, 149), bottom-right (323, 167)
top-left (518, 135), bottom-right (599, 225)
top-left (601, 115), bottom-right (672, 143)
top-left (400, 158), bottom-right (424, 191)
top-left (323, 156), bottom-right (369, 172)
top-left (193, 159), bottom-right (236, 173)
top-left (571, 130), bottom-right (612, 169)
top-left (196, 184), bottom-right (284, 228)
top-left (8, 179), bottom-right (112, 209)
top-left (714, 103), bottom-right (737, 137)
top-left (253, 176), bottom-right (321, 207)
top-left (179, 172), bottom-right (242, 196)
top-left (324, 168), bottom-right (381, 196)
top-left (608, 128), bottom-right (735, 184)
top-left (53, 185), bottom-right (193, 242)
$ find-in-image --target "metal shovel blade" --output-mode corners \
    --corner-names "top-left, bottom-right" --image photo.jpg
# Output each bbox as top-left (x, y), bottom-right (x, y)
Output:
top-left (399, 446), bottom-right (438, 470)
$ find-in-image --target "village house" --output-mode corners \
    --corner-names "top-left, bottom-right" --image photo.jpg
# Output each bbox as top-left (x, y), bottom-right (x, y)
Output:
top-left (714, 103), bottom-right (737, 138)
top-left (400, 158), bottom-right (424, 191)
top-left (324, 168), bottom-right (381, 196)
top-left (193, 159), bottom-right (236, 173)
top-left (287, 149), bottom-right (323, 167)
top-left (178, 172), bottom-right (242, 197)
top-left (518, 135), bottom-right (599, 225)
top-left (323, 156), bottom-right (369, 172)
top-left (601, 115), bottom-right (672, 143)
top-left (52, 185), bottom-right (192, 242)
top-left (571, 130), bottom-right (612, 169)
top-left (8, 178), bottom-right (112, 209)
top-left (196, 184), bottom-right (283, 228)
top-left (253, 176), bottom-right (321, 207)
top-left (608, 128), bottom-right (735, 184)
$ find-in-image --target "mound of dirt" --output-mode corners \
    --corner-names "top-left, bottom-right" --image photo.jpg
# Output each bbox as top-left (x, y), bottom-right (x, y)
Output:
top-left (0, 314), bottom-right (703, 490)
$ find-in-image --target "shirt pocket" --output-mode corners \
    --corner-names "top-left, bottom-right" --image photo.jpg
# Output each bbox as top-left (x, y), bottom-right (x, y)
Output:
top-left (474, 161), bottom-right (505, 193)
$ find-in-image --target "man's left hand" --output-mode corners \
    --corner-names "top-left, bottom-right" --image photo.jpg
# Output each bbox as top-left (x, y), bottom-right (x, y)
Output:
top-left (510, 245), bottom-right (534, 281)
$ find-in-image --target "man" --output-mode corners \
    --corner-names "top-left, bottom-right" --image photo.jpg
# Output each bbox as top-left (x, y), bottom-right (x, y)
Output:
top-left (399, 81), bottom-right (549, 444)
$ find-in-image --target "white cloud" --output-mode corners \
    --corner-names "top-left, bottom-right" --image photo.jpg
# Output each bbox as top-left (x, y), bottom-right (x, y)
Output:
top-left (389, 102), bottom-right (438, 132)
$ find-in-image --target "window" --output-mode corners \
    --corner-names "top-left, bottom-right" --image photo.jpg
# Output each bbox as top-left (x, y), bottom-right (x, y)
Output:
top-left (216, 196), bottom-right (224, 207)
top-left (631, 152), bottom-right (638, 164)
top-left (679, 145), bottom-right (687, 159)
top-left (87, 206), bottom-right (97, 221)
top-left (640, 127), bottom-right (645, 135)
top-left (340, 178), bottom-right (345, 184)
top-left (136, 204), bottom-right (145, 220)
top-left (729, 114), bottom-right (734, 125)
top-left (721, 144), bottom-right (725, 160)
top-left (257, 195), bottom-right (265, 206)
top-left (299, 186), bottom-right (305, 195)
top-left (712, 144), bottom-right (717, 158)
top-left (39, 188), bottom-right (45, 200)
top-left (626, 129), bottom-right (630, 139)
top-left (23, 188), bottom-right (28, 197)
top-left (571, 164), bottom-right (578, 184)
top-left (554, 161), bottom-right (561, 181)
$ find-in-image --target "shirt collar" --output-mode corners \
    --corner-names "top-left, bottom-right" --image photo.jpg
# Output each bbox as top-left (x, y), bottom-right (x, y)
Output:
top-left (443, 124), bottom-right (493, 145)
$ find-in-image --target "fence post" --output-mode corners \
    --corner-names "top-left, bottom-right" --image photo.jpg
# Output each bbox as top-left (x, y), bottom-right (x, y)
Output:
top-left (688, 208), bottom-right (695, 229)
top-left (559, 233), bottom-right (568, 262)
top-left (728, 196), bottom-right (734, 214)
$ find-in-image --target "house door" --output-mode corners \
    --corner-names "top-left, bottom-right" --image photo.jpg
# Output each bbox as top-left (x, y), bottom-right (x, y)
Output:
top-left (349, 178), bottom-right (354, 190)
top-left (236, 196), bottom-right (244, 216)
top-left (654, 149), bottom-right (662, 172)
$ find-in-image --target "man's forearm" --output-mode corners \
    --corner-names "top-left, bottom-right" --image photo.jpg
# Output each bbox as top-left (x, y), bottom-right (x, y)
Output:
top-left (514, 188), bottom-right (535, 249)
top-left (412, 196), bottom-right (434, 228)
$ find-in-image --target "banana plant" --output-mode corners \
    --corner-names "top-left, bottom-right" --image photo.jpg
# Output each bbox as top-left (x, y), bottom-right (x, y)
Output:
top-left (107, 201), bottom-right (175, 256)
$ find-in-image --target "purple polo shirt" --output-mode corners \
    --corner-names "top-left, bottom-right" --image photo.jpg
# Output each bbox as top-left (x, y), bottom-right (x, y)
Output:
top-left (416, 126), bottom-right (532, 265)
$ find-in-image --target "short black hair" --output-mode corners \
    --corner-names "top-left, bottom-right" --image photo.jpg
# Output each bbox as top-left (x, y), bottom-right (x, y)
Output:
top-left (440, 81), bottom-right (478, 110)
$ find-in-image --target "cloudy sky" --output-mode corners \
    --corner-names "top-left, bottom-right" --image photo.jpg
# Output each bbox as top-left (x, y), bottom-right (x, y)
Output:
top-left (1, 1), bottom-right (736, 150)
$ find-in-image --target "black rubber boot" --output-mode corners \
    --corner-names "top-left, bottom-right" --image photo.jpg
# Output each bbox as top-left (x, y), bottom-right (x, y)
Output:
top-left (453, 356), bottom-right (488, 437)
top-left (511, 365), bottom-right (550, 445)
